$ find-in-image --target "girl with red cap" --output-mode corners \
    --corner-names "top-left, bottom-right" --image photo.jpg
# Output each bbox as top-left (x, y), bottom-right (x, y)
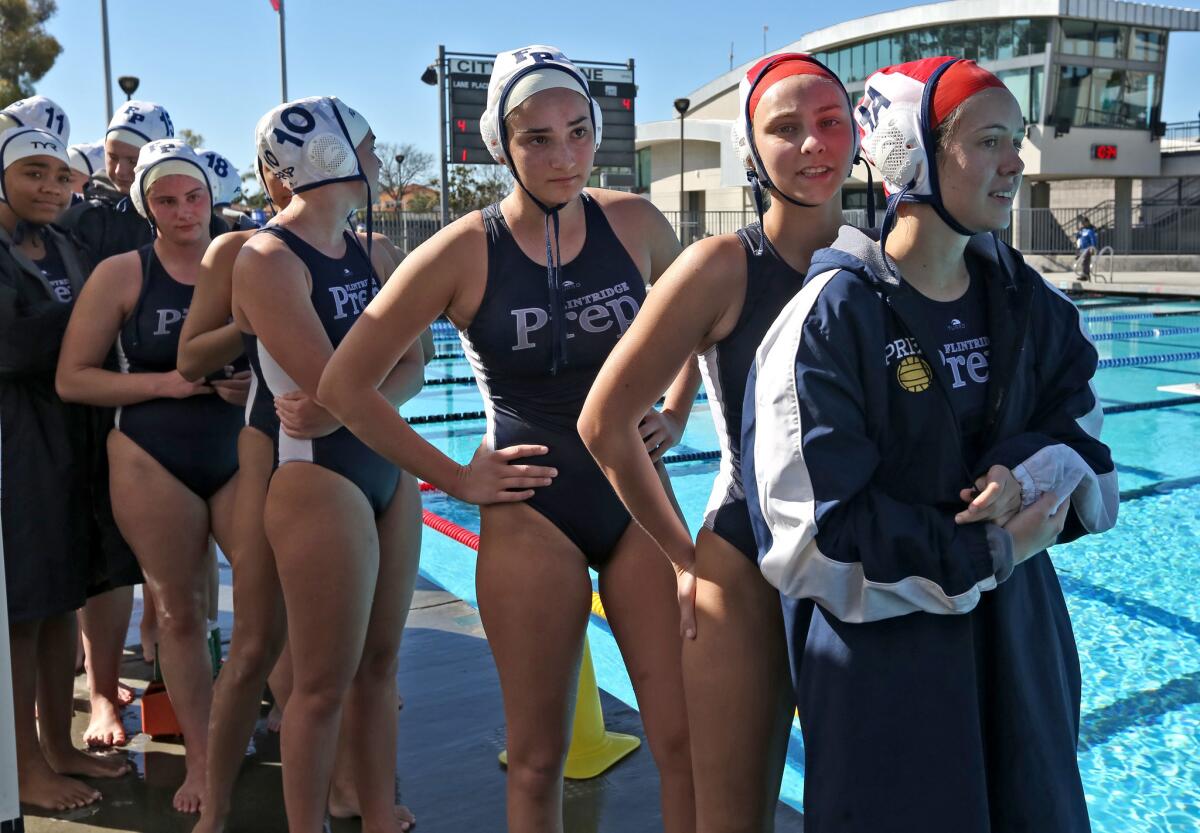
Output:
top-left (580, 53), bottom-right (861, 831)
top-left (743, 57), bottom-right (1117, 832)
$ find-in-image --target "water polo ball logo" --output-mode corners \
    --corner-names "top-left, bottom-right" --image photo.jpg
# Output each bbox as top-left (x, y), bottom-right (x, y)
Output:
top-left (896, 355), bottom-right (932, 393)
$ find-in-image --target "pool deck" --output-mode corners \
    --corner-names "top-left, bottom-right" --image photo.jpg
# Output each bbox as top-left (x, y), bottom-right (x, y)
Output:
top-left (1048, 270), bottom-right (1200, 297)
top-left (16, 576), bottom-right (805, 833)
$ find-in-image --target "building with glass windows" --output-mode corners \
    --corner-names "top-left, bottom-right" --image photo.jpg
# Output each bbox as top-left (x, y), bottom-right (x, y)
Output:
top-left (636, 0), bottom-right (1200, 251)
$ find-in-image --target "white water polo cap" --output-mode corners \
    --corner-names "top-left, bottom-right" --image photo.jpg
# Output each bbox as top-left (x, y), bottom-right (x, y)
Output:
top-left (68, 142), bottom-right (106, 178)
top-left (0, 127), bottom-right (70, 202)
top-left (106, 100), bottom-right (174, 149)
top-left (130, 140), bottom-right (214, 220)
top-left (479, 45), bottom-right (601, 164)
top-left (255, 96), bottom-right (371, 194)
top-left (195, 148), bottom-right (242, 206)
top-left (0, 96), bottom-right (70, 142)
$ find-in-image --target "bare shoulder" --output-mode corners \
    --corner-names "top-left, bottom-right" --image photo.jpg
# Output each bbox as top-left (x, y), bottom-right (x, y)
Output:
top-left (204, 229), bottom-right (256, 265)
top-left (81, 250), bottom-right (142, 311)
top-left (235, 228), bottom-right (303, 276)
top-left (664, 233), bottom-right (747, 292)
top-left (89, 249), bottom-right (142, 288)
top-left (585, 187), bottom-right (663, 222)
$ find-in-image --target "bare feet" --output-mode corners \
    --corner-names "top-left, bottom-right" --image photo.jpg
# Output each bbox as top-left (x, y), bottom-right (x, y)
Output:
top-left (44, 745), bottom-right (130, 779)
top-left (83, 695), bottom-right (128, 748)
top-left (328, 783), bottom-right (416, 830)
top-left (266, 703), bottom-right (283, 733)
top-left (18, 764), bottom-right (101, 812)
top-left (117, 682), bottom-right (136, 707)
top-left (361, 805), bottom-right (417, 833)
top-left (173, 769), bottom-right (206, 813)
top-left (191, 809), bottom-right (228, 833)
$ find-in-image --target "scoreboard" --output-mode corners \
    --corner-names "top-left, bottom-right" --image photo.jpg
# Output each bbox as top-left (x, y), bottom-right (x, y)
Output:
top-left (445, 54), bottom-right (636, 170)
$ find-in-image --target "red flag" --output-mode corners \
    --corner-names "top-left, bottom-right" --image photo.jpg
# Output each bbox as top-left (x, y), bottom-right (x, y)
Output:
top-left (269, 0), bottom-right (280, 11)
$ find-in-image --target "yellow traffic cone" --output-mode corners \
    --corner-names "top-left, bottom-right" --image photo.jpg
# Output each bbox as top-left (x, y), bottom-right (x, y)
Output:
top-left (499, 636), bottom-right (640, 779)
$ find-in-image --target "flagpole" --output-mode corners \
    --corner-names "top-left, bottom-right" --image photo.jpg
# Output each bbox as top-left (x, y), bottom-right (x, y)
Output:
top-left (278, 0), bottom-right (288, 102)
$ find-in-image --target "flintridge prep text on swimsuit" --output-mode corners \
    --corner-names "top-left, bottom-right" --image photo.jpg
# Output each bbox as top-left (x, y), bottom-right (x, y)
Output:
top-left (510, 280), bottom-right (640, 351)
top-left (328, 276), bottom-right (376, 320)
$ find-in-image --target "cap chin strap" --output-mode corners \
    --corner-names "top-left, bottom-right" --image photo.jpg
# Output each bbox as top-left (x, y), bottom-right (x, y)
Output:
top-left (498, 65), bottom-right (595, 375)
top-left (327, 105), bottom-right (375, 279)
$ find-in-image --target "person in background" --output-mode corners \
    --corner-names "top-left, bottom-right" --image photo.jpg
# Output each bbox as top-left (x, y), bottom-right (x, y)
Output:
top-left (57, 141), bottom-right (244, 813)
top-left (743, 57), bottom-right (1118, 833)
top-left (1075, 217), bottom-right (1098, 281)
top-left (1, 125), bottom-right (130, 812)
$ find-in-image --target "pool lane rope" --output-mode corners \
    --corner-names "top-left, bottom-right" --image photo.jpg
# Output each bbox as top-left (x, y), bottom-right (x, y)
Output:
top-left (1083, 310), bottom-right (1200, 324)
top-left (1092, 326), bottom-right (1200, 342)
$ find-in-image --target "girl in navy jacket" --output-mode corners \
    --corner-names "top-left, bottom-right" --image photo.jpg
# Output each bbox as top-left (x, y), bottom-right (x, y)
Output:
top-left (744, 58), bottom-right (1118, 833)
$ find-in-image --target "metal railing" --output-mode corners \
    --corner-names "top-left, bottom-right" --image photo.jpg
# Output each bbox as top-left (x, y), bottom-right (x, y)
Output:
top-left (1162, 120), bottom-right (1200, 154)
top-left (367, 204), bottom-right (1200, 257)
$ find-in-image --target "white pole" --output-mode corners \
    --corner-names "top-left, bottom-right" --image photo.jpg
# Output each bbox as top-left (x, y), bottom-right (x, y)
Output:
top-left (100, 0), bottom-right (113, 121)
top-left (0, 424), bottom-right (22, 828)
top-left (278, 0), bottom-right (288, 102)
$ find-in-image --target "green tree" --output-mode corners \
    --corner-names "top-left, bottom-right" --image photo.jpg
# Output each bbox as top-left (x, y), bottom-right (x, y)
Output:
top-left (178, 128), bottom-right (204, 149)
top-left (0, 0), bottom-right (62, 106)
top-left (437, 164), bottom-right (514, 215)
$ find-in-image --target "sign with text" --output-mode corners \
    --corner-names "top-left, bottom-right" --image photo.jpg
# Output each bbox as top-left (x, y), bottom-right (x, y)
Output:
top-left (446, 53), bottom-right (635, 168)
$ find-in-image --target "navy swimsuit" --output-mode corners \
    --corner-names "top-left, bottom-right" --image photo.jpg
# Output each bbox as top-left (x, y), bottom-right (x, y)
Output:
top-left (246, 226), bottom-right (400, 515)
top-left (461, 194), bottom-right (646, 567)
top-left (116, 245), bottom-right (242, 499)
top-left (699, 224), bottom-right (808, 561)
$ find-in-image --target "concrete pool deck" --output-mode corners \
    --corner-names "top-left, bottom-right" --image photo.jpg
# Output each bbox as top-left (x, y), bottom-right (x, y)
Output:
top-left (16, 576), bottom-right (805, 833)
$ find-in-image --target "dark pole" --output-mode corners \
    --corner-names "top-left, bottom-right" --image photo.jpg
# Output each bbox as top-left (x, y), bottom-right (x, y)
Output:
top-left (278, 0), bottom-right (288, 102)
top-left (437, 45), bottom-right (449, 226)
top-left (674, 98), bottom-right (690, 239)
top-left (100, 0), bottom-right (113, 120)
top-left (395, 153), bottom-right (406, 252)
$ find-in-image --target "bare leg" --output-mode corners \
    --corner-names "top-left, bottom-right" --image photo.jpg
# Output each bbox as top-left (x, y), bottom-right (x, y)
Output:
top-left (108, 431), bottom-right (226, 814)
top-left (11, 619), bottom-right (101, 811)
top-left (79, 586), bottom-right (134, 746)
top-left (267, 464), bottom-right (380, 833)
top-left (599, 523), bottom-right (696, 833)
top-left (684, 530), bottom-right (793, 833)
top-left (476, 503), bottom-right (593, 833)
top-left (330, 472), bottom-right (422, 833)
top-left (266, 640), bottom-right (292, 732)
top-left (36, 612), bottom-right (130, 779)
top-left (196, 430), bottom-right (285, 833)
top-left (141, 583), bottom-right (159, 664)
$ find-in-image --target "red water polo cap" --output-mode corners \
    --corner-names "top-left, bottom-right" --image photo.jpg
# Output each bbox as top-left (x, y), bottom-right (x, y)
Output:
top-left (747, 55), bottom-right (840, 119)
top-left (876, 57), bottom-right (1006, 127)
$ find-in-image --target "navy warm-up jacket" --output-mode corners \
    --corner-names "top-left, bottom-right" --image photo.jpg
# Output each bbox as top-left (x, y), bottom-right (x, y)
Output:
top-left (743, 226), bottom-right (1117, 621)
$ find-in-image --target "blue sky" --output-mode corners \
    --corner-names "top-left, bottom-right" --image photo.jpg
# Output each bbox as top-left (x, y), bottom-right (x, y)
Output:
top-left (35, 0), bottom-right (1200, 182)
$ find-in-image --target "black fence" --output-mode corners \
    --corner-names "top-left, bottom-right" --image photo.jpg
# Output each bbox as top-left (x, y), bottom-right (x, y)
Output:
top-left (366, 204), bottom-right (1200, 256)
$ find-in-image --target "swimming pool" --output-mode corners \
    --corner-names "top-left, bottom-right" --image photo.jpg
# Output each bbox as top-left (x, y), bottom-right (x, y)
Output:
top-left (408, 293), bottom-right (1200, 831)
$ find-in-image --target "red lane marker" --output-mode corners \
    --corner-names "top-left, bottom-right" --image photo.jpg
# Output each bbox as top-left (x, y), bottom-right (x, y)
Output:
top-left (422, 508), bottom-right (480, 552)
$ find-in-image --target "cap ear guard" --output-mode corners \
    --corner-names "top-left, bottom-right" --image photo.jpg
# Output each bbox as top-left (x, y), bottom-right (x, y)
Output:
top-left (255, 97), bottom-right (367, 194)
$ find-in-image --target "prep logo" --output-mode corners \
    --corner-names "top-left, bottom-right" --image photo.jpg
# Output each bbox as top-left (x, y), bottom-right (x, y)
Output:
top-left (896, 355), bottom-right (932, 393)
top-left (885, 337), bottom-right (931, 394)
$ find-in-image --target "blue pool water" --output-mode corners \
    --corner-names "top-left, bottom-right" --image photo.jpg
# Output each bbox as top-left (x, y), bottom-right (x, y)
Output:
top-left (409, 294), bottom-right (1200, 830)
